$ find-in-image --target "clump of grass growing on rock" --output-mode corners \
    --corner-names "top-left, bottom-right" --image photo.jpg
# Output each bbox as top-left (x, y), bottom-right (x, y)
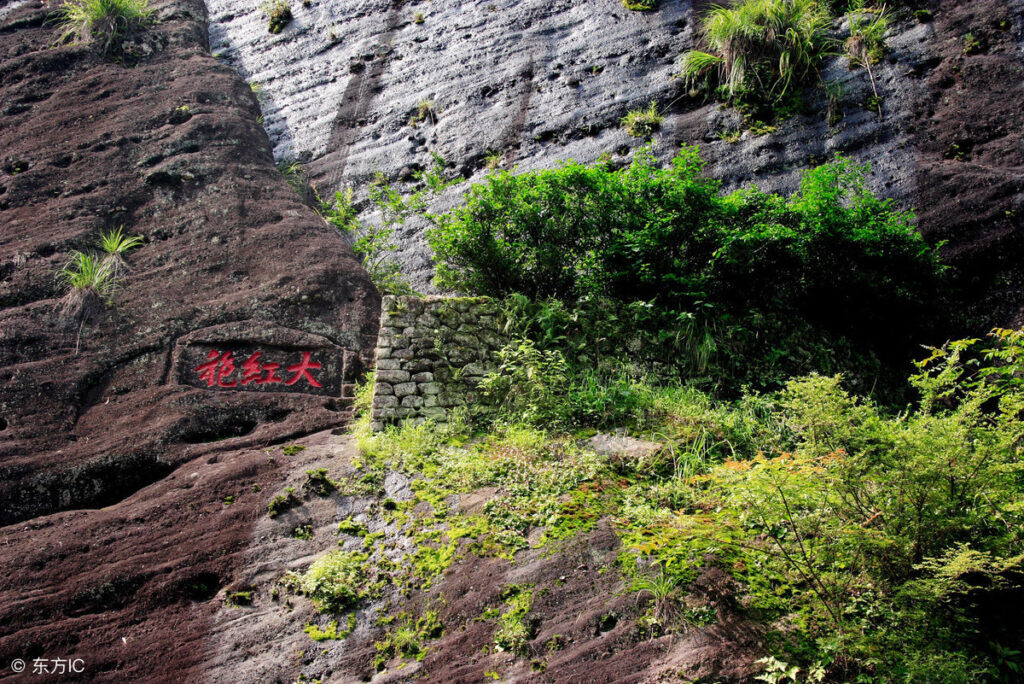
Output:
top-left (846, 5), bottom-right (888, 111)
top-left (622, 0), bottom-right (657, 10)
top-left (261, 0), bottom-right (292, 34)
top-left (620, 102), bottom-right (662, 138)
top-left (678, 0), bottom-right (832, 117)
top-left (373, 610), bottom-right (442, 670)
top-left (55, 0), bottom-right (154, 55)
top-left (56, 251), bottom-right (116, 354)
top-left (409, 99), bottom-right (437, 127)
top-left (97, 225), bottom-right (143, 276)
top-left (267, 486), bottom-right (300, 517)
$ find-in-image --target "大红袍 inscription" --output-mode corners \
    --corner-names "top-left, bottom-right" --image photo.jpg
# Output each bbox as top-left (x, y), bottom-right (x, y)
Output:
top-left (181, 346), bottom-right (345, 395)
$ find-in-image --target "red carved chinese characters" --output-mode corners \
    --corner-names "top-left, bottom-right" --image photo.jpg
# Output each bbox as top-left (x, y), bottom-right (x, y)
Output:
top-left (194, 350), bottom-right (237, 387)
top-left (241, 351), bottom-right (284, 385)
top-left (194, 350), bottom-right (322, 389)
top-left (285, 351), bottom-right (322, 388)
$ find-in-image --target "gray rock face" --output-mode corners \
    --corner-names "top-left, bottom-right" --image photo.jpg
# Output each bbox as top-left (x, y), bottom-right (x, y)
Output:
top-left (208, 0), bottom-right (1024, 322)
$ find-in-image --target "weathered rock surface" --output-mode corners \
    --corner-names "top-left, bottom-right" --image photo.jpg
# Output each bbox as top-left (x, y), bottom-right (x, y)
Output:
top-left (208, 0), bottom-right (1024, 325)
top-left (0, 0), bottom-right (377, 678)
top-left (0, 0), bottom-right (379, 526)
top-left (3, 0), bottom-right (1024, 681)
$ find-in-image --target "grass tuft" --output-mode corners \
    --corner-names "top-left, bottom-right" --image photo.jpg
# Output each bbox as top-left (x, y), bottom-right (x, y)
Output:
top-left (55, 0), bottom-right (153, 56)
top-left (620, 102), bottom-right (662, 138)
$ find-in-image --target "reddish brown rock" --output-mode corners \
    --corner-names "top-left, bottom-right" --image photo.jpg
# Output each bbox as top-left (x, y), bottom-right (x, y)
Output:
top-left (0, 0), bottom-right (377, 679)
top-left (0, 0), bottom-right (379, 526)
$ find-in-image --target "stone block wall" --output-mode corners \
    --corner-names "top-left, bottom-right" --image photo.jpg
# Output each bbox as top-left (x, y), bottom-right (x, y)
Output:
top-left (369, 296), bottom-right (507, 432)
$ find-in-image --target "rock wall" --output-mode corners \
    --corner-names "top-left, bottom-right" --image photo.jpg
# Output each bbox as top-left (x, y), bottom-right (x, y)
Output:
top-left (370, 295), bottom-right (505, 431)
top-left (206, 0), bottom-right (1024, 327)
top-left (0, 0), bottom-right (379, 677)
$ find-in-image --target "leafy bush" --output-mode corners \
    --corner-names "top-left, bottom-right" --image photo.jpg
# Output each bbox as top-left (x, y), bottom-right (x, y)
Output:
top-left (320, 186), bottom-right (415, 295)
top-left (644, 331), bottom-right (1024, 680)
top-left (678, 0), bottom-right (832, 117)
top-left (320, 154), bottom-right (458, 295)
top-left (55, 0), bottom-right (153, 55)
top-left (429, 146), bottom-right (945, 395)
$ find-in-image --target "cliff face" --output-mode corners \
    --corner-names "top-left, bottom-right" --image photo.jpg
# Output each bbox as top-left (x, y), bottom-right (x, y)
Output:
top-left (2, 0), bottom-right (1023, 681)
top-left (208, 0), bottom-right (1024, 323)
top-left (0, 0), bottom-right (377, 678)
top-left (0, 0), bottom-right (379, 525)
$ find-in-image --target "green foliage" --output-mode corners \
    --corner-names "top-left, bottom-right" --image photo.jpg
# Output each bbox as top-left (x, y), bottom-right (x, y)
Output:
top-left (277, 159), bottom-right (314, 201)
top-left (303, 468), bottom-right (337, 497)
top-left (97, 225), bottom-right (144, 260)
top-left (56, 250), bottom-right (119, 353)
top-left (281, 444), bottom-right (306, 455)
top-left (224, 590), bottom-right (253, 607)
top-left (337, 517), bottom-right (368, 536)
top-left (679, 0), bottom-right (833, 116)
top-left (655, 332), bottom-right (1024, 680)
top-left (320, 152), bottom-right (461, 295)
top-left (352, 328), bottom-right (1024, 678)
top-left (494, 586), bottom-right (535, 655)
top-left (304, 613), bottom-right (356, 641)
top-left (261, 0), bottom-right (292, 34)
top-left (267, 487), bottom-right (300, 517)
top-left (429, 146), bottom-right (945, 396)
top-left (57, 251), bottom-right (116, 302)
top-left (479, 339), bottom-right (571, 427)
top-left (963, 32), bottom-right (984, 55)
top-left (621, 102), bottom-right (662, 137)
top-left (319, 186), bottom-right (414, 295)
top-left (409, 99), bottom-right (437, 127)
top-left (622, 0), bottom-right (657, 10)
top-left (288, 551), bottom-right (372, 613)
top-left (846, 4), bottom-right (888, 105)
top-left (846, 5), bottom-right (888, 67)
top-left (55, 0), bottom-right (153, 56)
top-left (373, 610), bottom-right (443, 670)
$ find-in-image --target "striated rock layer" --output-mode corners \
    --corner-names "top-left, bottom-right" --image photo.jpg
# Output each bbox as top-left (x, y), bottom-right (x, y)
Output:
top-left (209, 0), bottom-right (1024, 324)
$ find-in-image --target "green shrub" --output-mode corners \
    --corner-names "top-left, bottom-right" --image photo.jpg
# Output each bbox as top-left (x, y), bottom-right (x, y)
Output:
top-left (479, 339), bottom-right (572, 427)
top-left (429, 146), bottom-right (946, 395)
top-left (622, 0), bottom-right (657, 10)
top-left (55, 0), bottom-right (153, 55)
top-left (621, 102), bottom-right (662, 138)
top-left (657, 331), bottom-right (1024, 679)
top-left (679, 0), bottom-right (833, 116)
top-left (320, 186), bottom-right (415, 295)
